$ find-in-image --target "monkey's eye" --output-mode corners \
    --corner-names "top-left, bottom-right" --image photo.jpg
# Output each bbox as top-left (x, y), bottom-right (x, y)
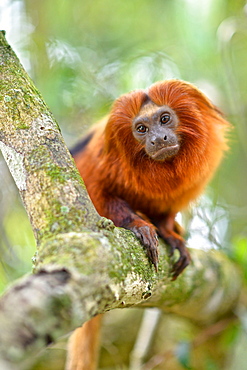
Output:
top-left (160, 114), bottom-right (170, 124)
top-left (136, 125), bottom-right (148, 133)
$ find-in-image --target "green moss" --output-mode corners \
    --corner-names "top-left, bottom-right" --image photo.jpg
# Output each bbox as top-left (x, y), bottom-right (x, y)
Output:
top-left (46, 163), bottom-right (67, 183)
top-left (36, 201), bottom-right (86, 243)
top-left (100, 227), bottom-right (157, 284)
top-left (34, 226), bottom-right (158, 293)
top-left (60, 206), bottom-right (70, 214)
top-left (17, 123), bottom-right (30, 129)
top-left (35, 231), bottom-right (107, 275)
top-left (0, 34), bottom-right (59, 131)
top-left (27, 145), bottom-right (83, 187)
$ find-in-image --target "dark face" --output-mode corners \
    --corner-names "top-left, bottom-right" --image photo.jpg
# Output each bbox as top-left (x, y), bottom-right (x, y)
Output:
top-left (132, 101), bottom-right (180, 161)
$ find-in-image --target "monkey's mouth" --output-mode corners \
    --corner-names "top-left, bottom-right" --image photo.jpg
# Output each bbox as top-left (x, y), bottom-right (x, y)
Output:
top-left (150, 144), bottom-right (180, 161)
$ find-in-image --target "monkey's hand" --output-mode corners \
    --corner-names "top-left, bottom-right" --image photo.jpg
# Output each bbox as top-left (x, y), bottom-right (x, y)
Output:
top-left (123, 219), bottom-right (159, 272)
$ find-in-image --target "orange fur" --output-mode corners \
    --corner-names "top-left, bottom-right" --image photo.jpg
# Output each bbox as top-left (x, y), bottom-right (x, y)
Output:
top-left (74, 80), bottom-right (229, 219)
top-left (66, 316), bottom-right (102, 370)
top-left (69, 80), bottom-right (230, 370)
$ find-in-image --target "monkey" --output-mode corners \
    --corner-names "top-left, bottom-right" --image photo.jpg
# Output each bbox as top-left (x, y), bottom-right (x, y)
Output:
top-left (67, 79), bottom-right (230, 370)
top-left (72, 79), bottom-right (230, 276)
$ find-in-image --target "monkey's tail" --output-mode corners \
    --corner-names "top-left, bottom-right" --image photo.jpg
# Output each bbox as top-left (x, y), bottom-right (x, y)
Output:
top-left (66, 315), bottom-right (103, 370)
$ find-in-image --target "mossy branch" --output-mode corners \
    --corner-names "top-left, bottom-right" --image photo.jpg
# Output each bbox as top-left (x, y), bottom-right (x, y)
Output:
top-left (0, 31), bottom-right (242, 370)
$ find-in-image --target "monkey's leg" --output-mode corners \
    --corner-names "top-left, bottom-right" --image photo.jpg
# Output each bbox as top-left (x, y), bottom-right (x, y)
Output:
top-left (154, 214), bottom-right (191, 279)
top-left (66, 315), bottom-right (103, 370)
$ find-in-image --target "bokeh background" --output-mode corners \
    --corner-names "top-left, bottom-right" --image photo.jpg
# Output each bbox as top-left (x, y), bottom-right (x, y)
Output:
top-left (1, 0), bottom-right (247, 369)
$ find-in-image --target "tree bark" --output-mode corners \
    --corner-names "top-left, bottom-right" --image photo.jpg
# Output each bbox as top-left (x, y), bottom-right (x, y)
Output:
top-left (0, 31), bottom-right (242, 370)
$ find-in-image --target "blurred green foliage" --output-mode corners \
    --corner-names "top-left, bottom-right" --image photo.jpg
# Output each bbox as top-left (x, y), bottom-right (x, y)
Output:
top-left (1, 0), bottom-right (247, 368)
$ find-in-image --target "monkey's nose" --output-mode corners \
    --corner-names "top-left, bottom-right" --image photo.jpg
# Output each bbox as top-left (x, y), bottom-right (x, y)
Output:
top-left (151, 136), bottom-right (168, 146)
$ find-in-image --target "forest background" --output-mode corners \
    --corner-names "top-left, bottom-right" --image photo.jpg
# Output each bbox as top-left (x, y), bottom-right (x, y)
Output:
top-left (0, 0), bottom-right (247, 369)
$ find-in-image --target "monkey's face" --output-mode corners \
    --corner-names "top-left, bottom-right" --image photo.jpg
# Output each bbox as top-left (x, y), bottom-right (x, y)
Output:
top-left (132, 101), bottom-right (180, 161)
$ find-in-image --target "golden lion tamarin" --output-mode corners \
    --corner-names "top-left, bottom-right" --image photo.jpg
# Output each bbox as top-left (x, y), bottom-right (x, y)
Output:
top-left (67, 79), bottom-right (230, 370)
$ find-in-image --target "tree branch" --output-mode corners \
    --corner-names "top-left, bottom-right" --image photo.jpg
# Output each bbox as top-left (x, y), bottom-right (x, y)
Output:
top-left (0, 31), bottom-right (242, 369)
